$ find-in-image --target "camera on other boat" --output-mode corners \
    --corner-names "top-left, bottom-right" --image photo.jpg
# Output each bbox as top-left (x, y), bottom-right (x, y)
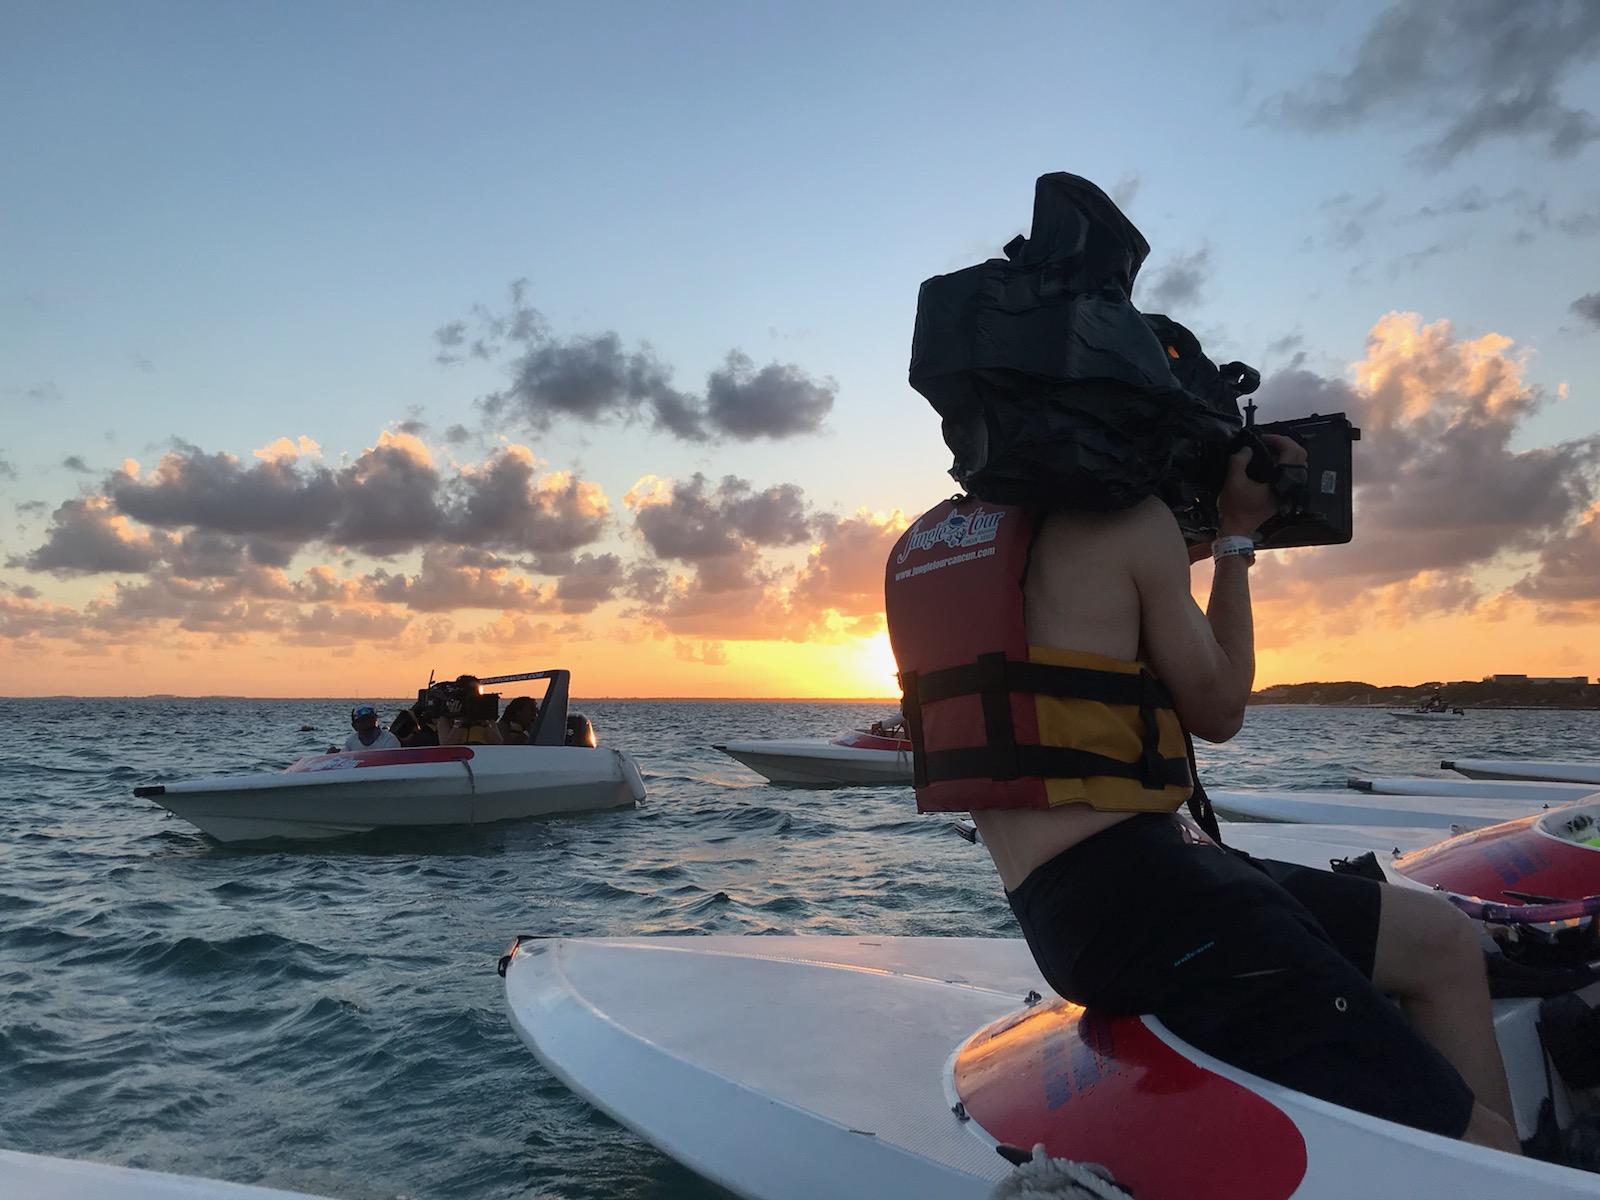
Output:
top-left (416, 677), bottom-right (500, 724)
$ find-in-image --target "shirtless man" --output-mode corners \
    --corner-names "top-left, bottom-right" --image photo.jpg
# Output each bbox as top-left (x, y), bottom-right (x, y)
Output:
top-left (887, 438), bottom-right (1520, 1153)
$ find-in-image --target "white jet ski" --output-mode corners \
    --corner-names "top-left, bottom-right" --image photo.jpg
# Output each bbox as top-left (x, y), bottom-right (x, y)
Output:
top-left (0, 1147), bottom-right (330, 1199)
top-left (714, 720), bottom-right (912, 786)
top-left (135, 670), bottom-right (646, 842)
top-left (1350, 776), bottom-right (1599, 804)
top-left (504, 806), bottom-right (1600, 1198)
top-left (1447, 758), bottom-right (1600, 786)
top-left (1390, 708), bottom-right (1465, 721)
top-left (1208, 786), bottom-right (1555, 830)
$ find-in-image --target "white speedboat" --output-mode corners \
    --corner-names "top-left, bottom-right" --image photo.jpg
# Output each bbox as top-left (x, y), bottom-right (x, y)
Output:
top-left (1446, 758), bottom-right (1600, 786)
top-left (135, 670), bottom-right (646, 842)
top-left (0, 1147), bottom-right (331, 1198)
top-left (714, 724), bottom-right (912, 786)
top-left (502, 805), bottom-right (1600, 1198)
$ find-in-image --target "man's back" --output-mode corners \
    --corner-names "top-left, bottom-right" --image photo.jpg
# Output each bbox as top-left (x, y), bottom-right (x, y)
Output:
top-left (973, 498), bottom-right (1162, 887)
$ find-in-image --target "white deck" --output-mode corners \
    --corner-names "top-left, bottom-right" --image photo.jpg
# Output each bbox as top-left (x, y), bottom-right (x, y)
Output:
top-left (0, 1149), bottom-right (330, 1199)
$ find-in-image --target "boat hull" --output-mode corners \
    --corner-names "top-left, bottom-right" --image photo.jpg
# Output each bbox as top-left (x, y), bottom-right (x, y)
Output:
top-left (1350, 776), bottom-right (1597, 803)
top-left (713, 738), bottom-right (912, 786)
top-left (501, 935), bottom-right (1598, 1199)
top-left (1446, 758), bottom-right (1600, 785)
top-left (138, 746), bottom-right (644, 842)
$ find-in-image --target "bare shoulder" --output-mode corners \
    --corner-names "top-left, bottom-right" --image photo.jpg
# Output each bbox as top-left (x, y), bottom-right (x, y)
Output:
top-left (1035, 496), bottom-right (1179, 555)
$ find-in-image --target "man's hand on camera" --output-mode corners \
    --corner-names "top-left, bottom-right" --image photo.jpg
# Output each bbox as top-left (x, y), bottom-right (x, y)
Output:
top-left (1217, 433), bottom-right (1307, 539)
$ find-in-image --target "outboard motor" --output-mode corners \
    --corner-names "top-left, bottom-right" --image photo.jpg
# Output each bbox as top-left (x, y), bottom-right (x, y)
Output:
top-left (565, 713), bottom-right (597, 748)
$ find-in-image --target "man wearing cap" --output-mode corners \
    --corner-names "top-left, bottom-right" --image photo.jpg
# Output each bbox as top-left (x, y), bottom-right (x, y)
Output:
top-left (343, 704), bottom-right (402, 752)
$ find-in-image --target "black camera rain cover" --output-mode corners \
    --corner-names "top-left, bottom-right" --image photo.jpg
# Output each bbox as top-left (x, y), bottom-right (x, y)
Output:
top-left (909, 173), bottom-right (1243, 509)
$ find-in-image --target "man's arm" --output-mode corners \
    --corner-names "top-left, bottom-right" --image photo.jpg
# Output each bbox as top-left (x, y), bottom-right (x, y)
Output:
top-left (1132, 507), bottom-right (1253, 742)
top-left (1135, 437), bottom-right (1304, 742)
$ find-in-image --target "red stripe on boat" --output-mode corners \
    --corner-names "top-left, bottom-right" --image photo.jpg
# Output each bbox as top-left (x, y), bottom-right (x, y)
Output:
top-left (1395, 811), bottom-right (1599, 902)
top-left (955, 1003), bottom-right (1307, 1199)
top-left (286, 746), bottom-right (475, 772)
top-left (829, 730), bottom-right (911, 752)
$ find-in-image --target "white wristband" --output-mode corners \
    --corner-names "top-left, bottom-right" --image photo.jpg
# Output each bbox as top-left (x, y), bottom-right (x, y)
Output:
top-left (1212, 534), bottom-right (1257, 565)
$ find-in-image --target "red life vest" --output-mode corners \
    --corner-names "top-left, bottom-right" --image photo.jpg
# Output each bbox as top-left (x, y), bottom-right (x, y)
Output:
top-left (884, 496), bottom-right (1193, 814)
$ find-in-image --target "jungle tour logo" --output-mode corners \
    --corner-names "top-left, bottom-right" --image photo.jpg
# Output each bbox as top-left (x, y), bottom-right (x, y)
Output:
top-left (896, 507), bottom-right (1005, 565)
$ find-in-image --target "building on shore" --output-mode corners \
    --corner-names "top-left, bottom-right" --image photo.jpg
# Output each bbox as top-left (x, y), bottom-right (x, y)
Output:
top-left (1482, 673), bottom-right (1590, 685)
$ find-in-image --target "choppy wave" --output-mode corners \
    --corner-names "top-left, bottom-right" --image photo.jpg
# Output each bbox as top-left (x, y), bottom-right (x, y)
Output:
top-left (1, 697), bottom-right (1598, 1196)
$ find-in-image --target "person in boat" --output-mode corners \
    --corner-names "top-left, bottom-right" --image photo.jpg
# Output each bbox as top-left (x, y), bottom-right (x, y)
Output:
top-left (434, 675), bottom-right (505, 746)
top-left (497, 696), bottom-right (539, 746)
top-left (886, 442), bottom-right (1522, 1154)
top-left (389, 707), bottom-right (439, 748)
top-left (342, 704), bottom-right (401, 752)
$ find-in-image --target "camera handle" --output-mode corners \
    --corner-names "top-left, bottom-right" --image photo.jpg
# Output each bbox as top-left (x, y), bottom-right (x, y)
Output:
top-left (1231, 428), bottom-right (1309, 508)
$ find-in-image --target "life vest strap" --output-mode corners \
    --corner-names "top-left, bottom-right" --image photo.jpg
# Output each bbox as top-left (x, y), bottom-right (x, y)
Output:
top-left (921, 745), bottom-right (1192, 789)
top-left (911, 657), bottom-right (1174, 710)
top-left (901, 652), bottom-right (1180, 790)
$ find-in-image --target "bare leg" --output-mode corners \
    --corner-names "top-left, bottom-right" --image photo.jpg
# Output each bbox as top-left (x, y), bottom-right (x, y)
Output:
top-left (1371, 885), bottom-right (1519, 1149)
top-left (1465, 1103), bottom-right (1523, 1155)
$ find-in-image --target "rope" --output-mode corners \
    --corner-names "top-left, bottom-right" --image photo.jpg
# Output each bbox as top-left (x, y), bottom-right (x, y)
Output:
top-left (988, 1144), bottom-right (1132, 1200)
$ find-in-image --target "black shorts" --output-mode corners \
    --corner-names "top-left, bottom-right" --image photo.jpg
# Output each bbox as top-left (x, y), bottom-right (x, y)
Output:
top-left (1006, 813), bottom-right (1475, 1138)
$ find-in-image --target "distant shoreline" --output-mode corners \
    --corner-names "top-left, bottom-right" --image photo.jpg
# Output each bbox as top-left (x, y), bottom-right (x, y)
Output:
top-left (1247, 701), bottom-right (1600, 712)
top-left (1251, 679), bottom-right (1600, 711)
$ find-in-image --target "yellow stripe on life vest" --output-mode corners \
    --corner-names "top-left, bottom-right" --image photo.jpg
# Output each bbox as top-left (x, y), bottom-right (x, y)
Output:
top-left (1027, 645), bottom-right (1193, 813)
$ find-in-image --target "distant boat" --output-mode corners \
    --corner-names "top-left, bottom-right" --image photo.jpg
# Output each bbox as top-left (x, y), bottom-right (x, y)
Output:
top-left (1391, 701), bottom-right (1465, 720)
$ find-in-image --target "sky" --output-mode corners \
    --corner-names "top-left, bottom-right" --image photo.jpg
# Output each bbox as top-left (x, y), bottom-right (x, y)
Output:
top-left (3, 0), bottom-right (1600, 698)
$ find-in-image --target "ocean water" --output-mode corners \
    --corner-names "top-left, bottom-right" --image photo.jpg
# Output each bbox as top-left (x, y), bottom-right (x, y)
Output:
top-left (2, 698), bottom-right (1598, 1198)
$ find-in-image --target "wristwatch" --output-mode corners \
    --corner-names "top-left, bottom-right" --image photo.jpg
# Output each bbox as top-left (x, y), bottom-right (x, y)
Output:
top-left (1212, 534), bottom-right (1257, 566)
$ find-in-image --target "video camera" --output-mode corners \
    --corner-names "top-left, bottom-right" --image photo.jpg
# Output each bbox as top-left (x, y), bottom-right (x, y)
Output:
top-left (908, 172), bottom-right (1359, 550)
top-left (415, 677), bottom-right (500, 724)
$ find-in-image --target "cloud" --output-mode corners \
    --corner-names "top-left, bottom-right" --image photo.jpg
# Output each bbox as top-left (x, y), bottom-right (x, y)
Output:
top-left (628, 473), bottom-right (812, 562)
top-left (61, 456), bottom-right (93, 473)
top-left (112, 441), bottom-right (340, 543)
top-left (26, 434), bottom-right (612, 570)
top-left (704, 352), bottom-right (836, 441)
top-left (14, 496), bottom-right (166, 575)
top-left (1264, 0), bottom-right (1600, 165)
top-left (553, 552), bottom-right (625, 614)
top-left (1110, 172), bottom-right (1142, 209)
top-left (1251, 312), bottom-right (1599, 615)
top-left (674, 639), bottom-right (728, 666)
top-left (458, 283), bottom-right (834, 442)
top-left (787, 510), bottom-right (908, 635)
top-left (1515, 502), bottom-right (1600, 606)
top-left (1571, 293), bottom-right (1600, 329)
top-left (625, 500), bottom-right (908, 644)
top-left (443, 448), bottom-right (610, 556)
top-left (365, 546), bottom-right (546, 612)
top-left (1138, 247), bottom-right (1211, 311)
top-left (0, 458), bottom-right (15, 481)
top-left (1318, 192), bottom-right (1386, 250)
top-left (252, 435), bottom-right (321, 464)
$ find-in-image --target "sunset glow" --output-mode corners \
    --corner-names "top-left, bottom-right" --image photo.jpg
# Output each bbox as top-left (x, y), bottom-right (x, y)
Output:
top-left (4, 5), bottom-right (1598, 699)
